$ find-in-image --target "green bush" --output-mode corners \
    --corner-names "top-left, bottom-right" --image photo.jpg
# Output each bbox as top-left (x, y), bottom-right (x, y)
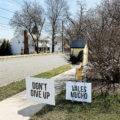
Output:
top-left (0, 40), bottom-right (11, 56)
top-left (67, 50), bottom-right (83, 65)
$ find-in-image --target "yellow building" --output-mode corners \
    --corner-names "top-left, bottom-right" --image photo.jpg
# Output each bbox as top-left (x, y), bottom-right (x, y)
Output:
top-left (71, 40), bottom-right (88, 66)
top-left (71, 40), bottom-right (88, 81)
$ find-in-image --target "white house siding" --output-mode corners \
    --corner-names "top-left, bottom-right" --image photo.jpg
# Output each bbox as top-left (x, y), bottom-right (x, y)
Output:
top-left (11, 36), bottom-right (24, 55)
top-left (54, 40), bottom-right (62, 52)
top-left (50, 38), bottom-right (62, 53)
top-left (11, 34), bottom-right (62, 54)
top-left (11, 35), bottom-right (34, 55)
top-left (28, 36), bottom-right (35, 54)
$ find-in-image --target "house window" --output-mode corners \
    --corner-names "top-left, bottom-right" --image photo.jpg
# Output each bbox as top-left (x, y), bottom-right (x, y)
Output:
top-left (47, 48), bottom-right (50, 51)
top-left (55, 41), bottom-right (57, 45)
top-left (21, 48), bottom-right (24, 54)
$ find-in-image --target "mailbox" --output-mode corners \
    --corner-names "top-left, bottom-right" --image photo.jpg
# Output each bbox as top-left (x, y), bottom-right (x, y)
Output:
top-left (70, 40), bottom-right (88, 81)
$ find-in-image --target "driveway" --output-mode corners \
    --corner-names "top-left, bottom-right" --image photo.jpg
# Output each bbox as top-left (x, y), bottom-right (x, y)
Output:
top-left (0, 54), bottom-right (67, 87)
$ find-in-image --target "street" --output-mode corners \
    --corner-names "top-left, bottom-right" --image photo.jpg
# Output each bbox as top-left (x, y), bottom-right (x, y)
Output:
top-left (0, 54), bottom-right (67, 87)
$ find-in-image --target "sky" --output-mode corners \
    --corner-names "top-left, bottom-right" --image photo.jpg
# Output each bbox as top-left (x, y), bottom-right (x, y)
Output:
top-left (0, 0), bottom-right (101, 40)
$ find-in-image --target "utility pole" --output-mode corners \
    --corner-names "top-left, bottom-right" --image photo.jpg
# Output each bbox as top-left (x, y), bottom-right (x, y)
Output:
top-left (62, 20), bottom-right (64, 53)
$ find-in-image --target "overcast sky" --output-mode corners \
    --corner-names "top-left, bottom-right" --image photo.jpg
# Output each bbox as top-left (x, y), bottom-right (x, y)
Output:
top-left (0, 0), bottom-right (101, 40)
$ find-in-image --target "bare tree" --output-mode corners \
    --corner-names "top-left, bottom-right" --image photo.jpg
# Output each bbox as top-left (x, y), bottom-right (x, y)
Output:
top-left (64, 0), bottom-right (120, 90)
top-left (46, 0), bottom-right (68, 52)
top-left (64, 0), bottom-right (87, 50)
top-left (86, 0), bottom-right (120, 90)
top-left (10, 1), bottom-right (45, 53)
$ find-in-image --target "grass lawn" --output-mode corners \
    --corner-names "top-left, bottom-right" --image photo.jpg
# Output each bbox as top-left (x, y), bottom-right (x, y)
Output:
top-left (0, 64), bottom-right (71, 101)
top-left (30, 91), bottom-right (120, 120)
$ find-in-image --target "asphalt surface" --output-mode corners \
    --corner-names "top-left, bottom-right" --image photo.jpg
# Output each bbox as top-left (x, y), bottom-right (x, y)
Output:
top-left (0, 54), bottom-right (67, 87)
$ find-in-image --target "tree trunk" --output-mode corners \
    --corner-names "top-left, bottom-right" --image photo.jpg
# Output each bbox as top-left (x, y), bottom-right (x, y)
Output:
top-left (24, 30), bottom-right (29, 54)
top-left (52, 29), bottom-right (55, 53)
top-left (37, 39), bottom-right (39, 54)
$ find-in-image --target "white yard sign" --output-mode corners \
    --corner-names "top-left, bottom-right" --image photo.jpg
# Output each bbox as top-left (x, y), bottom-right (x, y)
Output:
top-left (66, 82), bottom-right (92, 103)
top-left (26, 77), bottom-right (55, 105)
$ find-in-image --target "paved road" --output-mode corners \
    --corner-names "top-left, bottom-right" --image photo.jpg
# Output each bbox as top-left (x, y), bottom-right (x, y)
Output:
top-left (0, 54), bottom-right (67, 87)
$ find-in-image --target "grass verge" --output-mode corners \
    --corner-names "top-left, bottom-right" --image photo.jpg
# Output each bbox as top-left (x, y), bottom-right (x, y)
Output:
top-left (30, 91), bottom-right (120, 120)
top-left (0, 64), bottom-right (71, 101)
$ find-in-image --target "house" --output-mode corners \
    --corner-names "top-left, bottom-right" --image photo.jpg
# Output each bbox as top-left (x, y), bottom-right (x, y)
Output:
top-left (54, 37), bottom-right (62, 52)
top-left (11, 31), bottom-right (62, 55)
top-left (71, 40), bottom-right (88, 66)
top-left (11, 31), bottom-right (51, 55)
top-left (50, 36), bottom-right (62, 53)
top-left (11, 31), bottom-right (34, 55)
top-left (38, 36), bottom-right (50, 53)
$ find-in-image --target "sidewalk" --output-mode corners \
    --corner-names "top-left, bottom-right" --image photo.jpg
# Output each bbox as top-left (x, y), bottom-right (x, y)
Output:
top-left (0, 69), bottom-right (75, 120)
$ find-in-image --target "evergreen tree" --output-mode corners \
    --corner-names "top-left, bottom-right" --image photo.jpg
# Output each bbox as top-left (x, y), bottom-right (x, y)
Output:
top-left (0, 40), bottom-right (11, 56)
top-left (6, 41), bottom-right (11, 55)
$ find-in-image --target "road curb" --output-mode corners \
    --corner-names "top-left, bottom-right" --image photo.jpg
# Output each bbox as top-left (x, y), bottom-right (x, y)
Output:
top-left (0, 52), bottom-right (62, 60)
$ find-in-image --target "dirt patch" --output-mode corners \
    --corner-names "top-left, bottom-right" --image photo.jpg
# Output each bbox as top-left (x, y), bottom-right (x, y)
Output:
top-left (87, 71), bottom-right (120, 94)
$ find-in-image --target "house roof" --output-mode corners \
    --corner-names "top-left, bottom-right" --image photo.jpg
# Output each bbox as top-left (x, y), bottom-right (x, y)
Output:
top-left (71, 40), bottom-right (87, 48)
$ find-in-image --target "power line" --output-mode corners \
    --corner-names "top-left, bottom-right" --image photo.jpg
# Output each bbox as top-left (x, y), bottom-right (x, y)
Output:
top-left (0, 7), bottom-right (14, 13)
top-left (0, 23), bottom-right (10, 26)
top-left (0, 23), bottom-right (11, 28)
top-left (0, 16), bottom-right (11, 20)
top-left (0, 23), bottom-right (9, 26)
top-left (0, 25), bottom-right (13, 29)
top-left (0, 28), bottom-right (12, 30)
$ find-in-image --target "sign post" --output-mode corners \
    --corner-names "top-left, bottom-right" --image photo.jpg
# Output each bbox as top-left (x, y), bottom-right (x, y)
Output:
top-left (26, 77), bottom-right (55, 105)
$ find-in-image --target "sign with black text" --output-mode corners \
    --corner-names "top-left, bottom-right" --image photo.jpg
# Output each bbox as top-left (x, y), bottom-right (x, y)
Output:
top-left (66, 82), bottom-right (91, 103)
top-left (26, 77), bottom-right (55, 105)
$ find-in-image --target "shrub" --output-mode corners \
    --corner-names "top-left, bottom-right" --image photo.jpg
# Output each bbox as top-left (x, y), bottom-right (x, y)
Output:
top-left (66, 50), bottom-right (83, 65)
top-left (0, 40), bottom-right (11, 56)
